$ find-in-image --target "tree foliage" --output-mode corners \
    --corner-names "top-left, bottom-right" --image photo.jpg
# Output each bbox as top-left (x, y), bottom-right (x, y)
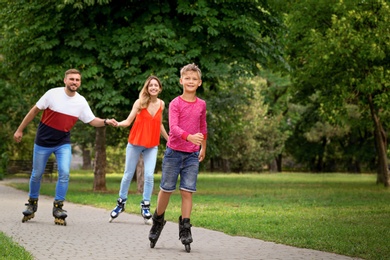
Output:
top-left (0, 1), bottom-right (282, 182)
top-left (285, 0), bottom-right (390, 185)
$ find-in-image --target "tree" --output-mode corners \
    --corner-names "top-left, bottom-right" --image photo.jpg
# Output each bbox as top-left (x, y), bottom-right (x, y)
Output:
top-left (285, 0), bottom-right (390, 185)
top-left (1, 0), bottom-right (282, 186)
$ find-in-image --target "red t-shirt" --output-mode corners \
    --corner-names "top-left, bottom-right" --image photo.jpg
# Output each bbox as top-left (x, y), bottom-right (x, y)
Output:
top-left (128, 103), bottom-right (162, 148)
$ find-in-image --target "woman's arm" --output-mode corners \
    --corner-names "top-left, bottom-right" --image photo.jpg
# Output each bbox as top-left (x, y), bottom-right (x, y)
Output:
top-left (117, 99), bottom-right (140, 127)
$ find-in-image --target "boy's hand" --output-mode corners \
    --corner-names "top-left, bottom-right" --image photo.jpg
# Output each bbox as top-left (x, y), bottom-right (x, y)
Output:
top-left (187, 133), bottom-right (204, 146)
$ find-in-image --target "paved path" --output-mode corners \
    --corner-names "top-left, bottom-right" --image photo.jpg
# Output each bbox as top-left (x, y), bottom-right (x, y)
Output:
top-left (0, 180), bottom-right (361, 260)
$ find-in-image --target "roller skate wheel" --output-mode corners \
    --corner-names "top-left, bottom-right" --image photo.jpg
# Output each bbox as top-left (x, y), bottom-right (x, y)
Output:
top-left (185, 244), bottom-right (191, 253)
top-left (54, 218), bottom-right (67, 226)
top-left (22, 214), bottom-right (34, 223)
top-left (109, 217), bottom-right (114, 223)
top-left (150, 241), bottom-right (156, 248)
top-left (144, 218), bottom-right (152, 225)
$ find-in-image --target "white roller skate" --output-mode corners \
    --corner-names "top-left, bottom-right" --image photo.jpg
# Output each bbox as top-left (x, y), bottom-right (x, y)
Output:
top-left (109, 198), bottom-right (126, 222)
top-left (140, 200), bottom-right (152, 225)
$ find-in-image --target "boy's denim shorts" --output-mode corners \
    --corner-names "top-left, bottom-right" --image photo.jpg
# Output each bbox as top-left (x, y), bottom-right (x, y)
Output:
top-left (160, 147), bottom-right (200, 192)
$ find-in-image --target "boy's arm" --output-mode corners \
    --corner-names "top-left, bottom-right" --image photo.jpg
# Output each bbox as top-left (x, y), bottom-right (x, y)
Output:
top-left (169, 100), bottom-right (187, 139)
top-left (198, 139), bottom-right (207, 162)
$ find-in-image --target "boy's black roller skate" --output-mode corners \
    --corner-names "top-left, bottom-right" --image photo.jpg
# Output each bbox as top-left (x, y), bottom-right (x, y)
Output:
top-left (149, 211), bottom-right (166, 248)
top-left (53, 200), bottom-right (67, 226)
top-left (109, 198), bottom-right (126, 222)
top-left (22, 198), bottom-right (38, 223)
top-left (179, 216), bottom-right (193, 253)
top-left (140, 200), bottom-right (152, 225)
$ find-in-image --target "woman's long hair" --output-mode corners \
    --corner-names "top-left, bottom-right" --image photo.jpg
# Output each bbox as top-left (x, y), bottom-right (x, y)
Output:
top-left (139, 76), bottom-right (162, 109)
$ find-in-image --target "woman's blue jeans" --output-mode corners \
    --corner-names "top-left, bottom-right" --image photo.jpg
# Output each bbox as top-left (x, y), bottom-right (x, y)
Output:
top-left (119, 143), bottom-right (158, 202)
top-left (29, 143), bottom-right (71, 201)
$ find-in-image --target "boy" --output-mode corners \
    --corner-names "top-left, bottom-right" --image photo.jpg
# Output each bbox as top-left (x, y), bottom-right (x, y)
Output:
top-left (149, 63), bottom-right (207, 252)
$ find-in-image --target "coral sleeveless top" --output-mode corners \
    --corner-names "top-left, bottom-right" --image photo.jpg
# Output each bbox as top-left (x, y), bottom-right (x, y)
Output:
top-left (128, 101), bottom-right (162, 148)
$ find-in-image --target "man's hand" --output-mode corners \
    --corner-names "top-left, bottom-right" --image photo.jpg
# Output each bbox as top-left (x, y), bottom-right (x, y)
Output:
top-left (14, 130), bottom-right (23, 143)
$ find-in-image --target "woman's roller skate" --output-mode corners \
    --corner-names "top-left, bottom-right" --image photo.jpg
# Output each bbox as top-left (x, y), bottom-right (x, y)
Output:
top-left (140, 200), bottom-right (152, 225)
top-left (22, 198), bottom-right (38, 223)
top-left (149, 211), bottom-right (166, 248)
top-left (179, 216), bottom-right (193, 253)
top-left (109, 198), bottom-right (126, 222)
top-left (53, 200), bottom-right (67, 226)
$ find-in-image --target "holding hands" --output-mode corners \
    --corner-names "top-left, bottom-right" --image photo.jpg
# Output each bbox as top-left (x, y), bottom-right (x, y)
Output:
top-left (105, 118), bottom-right (119, 127)
top-left (104, 119), bottom-right (129, 128)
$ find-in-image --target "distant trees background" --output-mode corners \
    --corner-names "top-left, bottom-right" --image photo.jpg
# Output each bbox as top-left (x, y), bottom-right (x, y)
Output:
top-left (1, 0), bottom-right (389, 186)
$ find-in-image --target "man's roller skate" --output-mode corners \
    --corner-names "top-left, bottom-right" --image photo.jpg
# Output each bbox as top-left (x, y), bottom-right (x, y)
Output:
top-left (149, 211), bottom-right (166, 248)
top-left (109, 198), bottom-right (126, 222)
top-left (140, 200), bottom-right (152, 225)
top-left (22, 198), bottom-right (38, 223)
top-left (53, 200), bottom-right (67, 226)
top-left (179, 216), bottom-right (193, 253)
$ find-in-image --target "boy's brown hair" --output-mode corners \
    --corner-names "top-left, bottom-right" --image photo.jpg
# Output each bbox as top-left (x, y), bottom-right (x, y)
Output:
top-left (180, 63), bottom-right (202, 79)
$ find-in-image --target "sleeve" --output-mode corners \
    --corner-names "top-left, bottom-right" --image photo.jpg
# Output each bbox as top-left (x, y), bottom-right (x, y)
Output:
top-left (78, 97), bottom-right (96, 123)
top-left (36, 89), bottom-right (52, 110)
top-left (200, 101), bottom-right (208, 140)
top-left (169, 99), bottom-right (187, 139)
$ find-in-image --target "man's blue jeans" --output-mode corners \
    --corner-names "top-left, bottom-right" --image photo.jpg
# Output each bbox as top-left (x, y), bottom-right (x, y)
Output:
top-left (29, 143), bottom-right (71, 201)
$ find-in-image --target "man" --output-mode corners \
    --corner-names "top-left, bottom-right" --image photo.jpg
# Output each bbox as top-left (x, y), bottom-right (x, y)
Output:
top-left (13, 68), bottom-right (116, 225)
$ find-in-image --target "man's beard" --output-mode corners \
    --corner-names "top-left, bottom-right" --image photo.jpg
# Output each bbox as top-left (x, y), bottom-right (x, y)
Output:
top-left (66, 84), bottom-right (77, 92)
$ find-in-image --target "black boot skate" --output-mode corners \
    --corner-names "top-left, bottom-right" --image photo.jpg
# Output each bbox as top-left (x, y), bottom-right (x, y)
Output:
top-left (109, 198), bottom-right (126, 222)
top-left (22, 198), bottom-right (38, 223)
top-left (53, 200), bottom-right (67, 226)
top-left (179, 216), bottom-right (193, 253)
top-left (140, 200), bottom-right (152, 225)
top-left (149, 211), bottom-right (166, 248)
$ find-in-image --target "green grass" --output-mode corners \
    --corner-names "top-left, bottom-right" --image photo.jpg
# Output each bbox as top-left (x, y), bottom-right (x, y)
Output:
top-left (6, 171), bottom-right (390, 260)
top-left (0, 232), bottom-right (34, 260)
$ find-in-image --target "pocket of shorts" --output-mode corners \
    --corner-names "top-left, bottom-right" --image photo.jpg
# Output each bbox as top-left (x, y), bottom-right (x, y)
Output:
top-left (164, 147), bottom-right (174, 157)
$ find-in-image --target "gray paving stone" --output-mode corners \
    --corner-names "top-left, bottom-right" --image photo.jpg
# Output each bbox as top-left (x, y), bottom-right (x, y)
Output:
top-left (0, 180), bottom-right (361, 260)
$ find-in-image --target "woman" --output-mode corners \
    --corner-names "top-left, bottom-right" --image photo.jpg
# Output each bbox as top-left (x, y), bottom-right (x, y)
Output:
top-left (109, 76), bottom-right (169, 224)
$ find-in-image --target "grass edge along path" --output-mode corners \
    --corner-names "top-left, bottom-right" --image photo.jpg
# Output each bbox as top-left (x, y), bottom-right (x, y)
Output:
top-left (7, 172), bottom-right (390, 260)
top-left (0, 231), bottom-right (34, 260)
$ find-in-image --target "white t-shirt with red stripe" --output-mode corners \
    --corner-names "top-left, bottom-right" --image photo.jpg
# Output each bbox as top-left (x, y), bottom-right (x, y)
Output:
top-left (35, 87), bottom-right (95, 147)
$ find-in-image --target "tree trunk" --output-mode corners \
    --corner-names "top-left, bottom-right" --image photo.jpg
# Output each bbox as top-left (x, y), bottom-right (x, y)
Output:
top-left (93, 127), bottom-right (107, 191)
top-left (136, 154), bottom-right (144, 194)
top-left (268, 160), bottom-right (277, 172)
top-left (275, 154), bottom-right (282, 172)
top-left (81, 144), bottom-right (92, 170)
top-left (368, 94), bottom-right (389, 187)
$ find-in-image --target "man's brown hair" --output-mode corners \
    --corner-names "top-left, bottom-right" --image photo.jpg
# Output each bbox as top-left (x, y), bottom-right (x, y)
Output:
top-left (65, 69), bottom-right (81, 78)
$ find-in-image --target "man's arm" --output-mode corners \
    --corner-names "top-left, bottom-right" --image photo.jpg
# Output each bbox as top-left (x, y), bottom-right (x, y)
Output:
top-left (14, 105), bottom-right (42, 143)
top-left (88, 118), bottom-right (116, 127)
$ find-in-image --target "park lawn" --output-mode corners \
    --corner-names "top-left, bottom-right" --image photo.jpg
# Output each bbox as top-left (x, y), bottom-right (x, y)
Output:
top-left (0, 231), bottom-right (34, 260)
top-left (8, 172), bottom-right (390, 260)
